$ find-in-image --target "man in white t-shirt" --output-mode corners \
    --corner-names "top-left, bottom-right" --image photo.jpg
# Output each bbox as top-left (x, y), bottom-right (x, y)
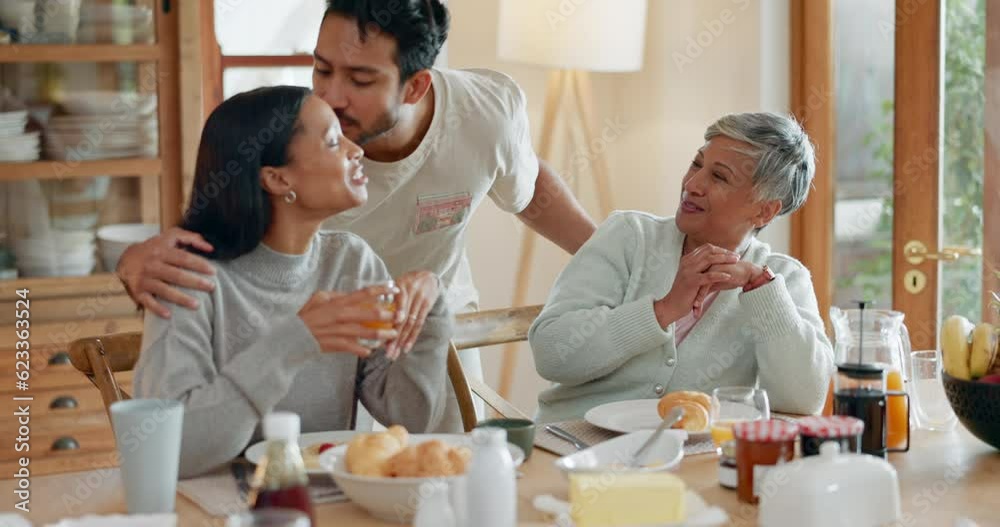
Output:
top-left (116, 0), bottom-right (597, 431)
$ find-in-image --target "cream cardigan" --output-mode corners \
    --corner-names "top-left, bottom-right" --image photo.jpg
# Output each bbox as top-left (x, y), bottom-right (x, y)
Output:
top-left (529, 211), bottom-right (834, 424)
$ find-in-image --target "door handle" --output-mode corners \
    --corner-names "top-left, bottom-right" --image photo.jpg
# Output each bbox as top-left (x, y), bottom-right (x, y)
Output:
top-left (904, 240), bottom-right (982, 265)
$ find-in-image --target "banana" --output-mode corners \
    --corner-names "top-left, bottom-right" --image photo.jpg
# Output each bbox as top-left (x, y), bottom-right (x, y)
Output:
top-left (970, 322), bottom-right (998, 379)
top-left (941, 315), bottom-right (974, 380)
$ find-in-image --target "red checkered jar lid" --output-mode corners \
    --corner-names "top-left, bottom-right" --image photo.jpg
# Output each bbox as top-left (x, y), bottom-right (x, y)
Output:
top-left (731, 419), bottom-right (800, 442)
top-left (797, 415), bottom-right (865, 438)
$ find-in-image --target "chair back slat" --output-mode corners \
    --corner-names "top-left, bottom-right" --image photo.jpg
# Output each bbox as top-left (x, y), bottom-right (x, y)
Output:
top-left (68, 332), bottom-right (143, 418)
top-left (452, 305), bottom-right (543, 351)
top-left (449, 305), bottom-right (543, 431)
top-left (68, 332), bottom-right (143, 374)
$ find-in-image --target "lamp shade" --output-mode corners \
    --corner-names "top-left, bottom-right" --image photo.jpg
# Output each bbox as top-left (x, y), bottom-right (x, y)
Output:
top-left (497, 0), bottom-right (648, 72)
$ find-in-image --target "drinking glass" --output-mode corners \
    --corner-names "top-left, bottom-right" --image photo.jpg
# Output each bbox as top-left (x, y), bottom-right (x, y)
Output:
top-left (363, 280), bottom-right (396, 348)
top-left (710, 387), bottom-right (770, 447)
top-left (909, 350), bottom-right (958, 431)
top-left (110, 399), bottom-right (183, 513)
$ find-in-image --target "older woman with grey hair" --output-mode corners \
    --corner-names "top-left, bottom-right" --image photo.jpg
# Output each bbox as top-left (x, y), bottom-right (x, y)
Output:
top-left (529, 112), bottom-right (834, 423)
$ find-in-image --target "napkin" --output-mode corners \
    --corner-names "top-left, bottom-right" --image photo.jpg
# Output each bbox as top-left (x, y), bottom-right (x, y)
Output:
top-left (42, 514), bottom-right (176, 527)
top-left (535, 420), bottom-right (718, 457)
top-left (533, 492), bottom-right (728, 527)
top-left (177, 469), bottom-right (346, 517)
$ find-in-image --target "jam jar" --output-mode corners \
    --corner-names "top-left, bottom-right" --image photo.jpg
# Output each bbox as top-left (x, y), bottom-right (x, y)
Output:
top-left (732, 419), bottom-right (799, 504)
top-left (798, 415), bottom-right (864, 457)
top-left (718, 440), bottom-right (737, 490)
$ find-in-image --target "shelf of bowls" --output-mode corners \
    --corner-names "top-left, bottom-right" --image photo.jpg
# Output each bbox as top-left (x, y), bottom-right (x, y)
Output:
top-left (4, 196), bottom-right (159, 279)
top-left (0, 0), bottom-right (154, 46)
top-left (0, 1), bottom-right (160, 280)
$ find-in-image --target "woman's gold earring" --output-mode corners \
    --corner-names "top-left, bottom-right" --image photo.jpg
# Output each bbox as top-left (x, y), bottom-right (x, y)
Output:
top-left (284, 190), bottom-right (297, 204)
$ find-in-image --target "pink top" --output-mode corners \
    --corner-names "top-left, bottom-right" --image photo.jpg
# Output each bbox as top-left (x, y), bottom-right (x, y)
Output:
top-left (674, 291), bottom-right (719, 346)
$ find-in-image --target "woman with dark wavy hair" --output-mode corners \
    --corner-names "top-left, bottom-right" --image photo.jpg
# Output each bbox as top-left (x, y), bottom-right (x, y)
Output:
top-left (133, 86), bottom-right (451, 478)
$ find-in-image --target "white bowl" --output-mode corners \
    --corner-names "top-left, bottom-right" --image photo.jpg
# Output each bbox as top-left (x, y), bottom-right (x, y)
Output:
top-left (15, 237), bottom-right (95, 277)
top-left (320, 433), bottom-right (524, 523)
top-left (80, 4), bottom-right (152, 23)
top-left (60, 91), bottom-right (156, 116)
top-left (77, 4), bottom-right (153, 44)
top-left (18, 257), bottom-right (93, 277)
top-left (554, 429), bottom-right (687, 477)
top-left (15, 239), bottom-right (94, 253)
top-left (97, 223), bottom-right (158, 271)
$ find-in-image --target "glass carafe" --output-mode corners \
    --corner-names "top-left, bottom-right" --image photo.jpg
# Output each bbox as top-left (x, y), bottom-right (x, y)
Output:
top-left (827, 307), bottom-right (912, 449)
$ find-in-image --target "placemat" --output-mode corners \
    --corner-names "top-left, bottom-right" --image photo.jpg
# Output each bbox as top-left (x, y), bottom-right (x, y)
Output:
top-left (177, 468), bottom-right (346, 517)
top-left (534, 419), bottom-right (718, 458)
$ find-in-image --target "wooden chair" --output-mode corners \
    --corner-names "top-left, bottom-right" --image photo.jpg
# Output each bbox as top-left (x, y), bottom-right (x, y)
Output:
top-left (447, 305), bottom-right (544, 432)
top-left (67, 332), bottom-right (143, 419)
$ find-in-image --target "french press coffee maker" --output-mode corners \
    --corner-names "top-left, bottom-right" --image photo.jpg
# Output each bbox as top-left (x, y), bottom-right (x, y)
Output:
top-left (833, 301), bottom-right (911, 458)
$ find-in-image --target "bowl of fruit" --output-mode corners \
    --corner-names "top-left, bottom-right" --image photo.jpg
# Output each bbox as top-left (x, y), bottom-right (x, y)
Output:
top-left (941, 308), bottom-right (1000, 450)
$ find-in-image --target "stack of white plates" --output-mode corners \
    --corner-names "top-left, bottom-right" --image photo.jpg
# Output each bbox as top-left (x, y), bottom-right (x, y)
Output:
top-left (77, 4), bottom-right (154, 44)
top-left (0, 101), bottom-right (39, 162)
top-left (46, 91), bottom-right (158, 160)
top-left (14, 229), bottom-right (95, 277)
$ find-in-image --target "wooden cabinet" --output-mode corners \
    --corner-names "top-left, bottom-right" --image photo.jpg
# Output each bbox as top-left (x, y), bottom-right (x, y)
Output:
top-left (0, 273), bottom-right (142, 475)
top-left (0, 1), bottom-right (182, 476)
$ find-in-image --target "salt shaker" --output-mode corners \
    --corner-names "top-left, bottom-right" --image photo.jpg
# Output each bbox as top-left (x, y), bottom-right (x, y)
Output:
top-left (465, 427), bottom-right (516, 526)
top-left (413, 480), bottom-right (456, 527)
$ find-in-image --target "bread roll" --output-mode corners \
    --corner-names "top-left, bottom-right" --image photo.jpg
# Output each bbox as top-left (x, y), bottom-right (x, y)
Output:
top-left (345, 430), bottom-right (406, 476)
top-left (382, 440), bottom-right (473, 477)
top-left (382, 444), bottom-right (421, 477)
top-left (657, 391), bottom-right (711, 431)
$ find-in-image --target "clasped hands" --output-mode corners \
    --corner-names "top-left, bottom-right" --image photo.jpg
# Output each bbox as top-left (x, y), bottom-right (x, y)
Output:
top-left (653, 244), bottom-right (766, 327)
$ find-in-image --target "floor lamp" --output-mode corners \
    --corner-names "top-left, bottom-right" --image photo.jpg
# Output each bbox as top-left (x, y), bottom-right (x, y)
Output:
top-left (496, 0), bottom-right (648, 398)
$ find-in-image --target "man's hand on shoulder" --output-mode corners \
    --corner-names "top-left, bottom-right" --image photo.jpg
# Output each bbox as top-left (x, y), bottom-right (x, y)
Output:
top-left (116, 227), bottom-right (216, 319)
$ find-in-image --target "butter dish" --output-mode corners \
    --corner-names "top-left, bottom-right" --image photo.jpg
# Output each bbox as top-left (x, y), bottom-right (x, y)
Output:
top-left (554, 429), bottom-right (687, 475)
top-left (533, 491), bottom-right (728, 527)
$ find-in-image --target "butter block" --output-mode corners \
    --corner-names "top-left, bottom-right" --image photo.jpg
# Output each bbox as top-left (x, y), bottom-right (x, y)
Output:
top-left (569, 472), bottom-right (686, 527)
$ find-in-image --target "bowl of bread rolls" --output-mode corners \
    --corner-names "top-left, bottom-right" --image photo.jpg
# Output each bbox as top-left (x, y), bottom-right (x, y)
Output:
top-left (319, 425), bottom-right (524, 522)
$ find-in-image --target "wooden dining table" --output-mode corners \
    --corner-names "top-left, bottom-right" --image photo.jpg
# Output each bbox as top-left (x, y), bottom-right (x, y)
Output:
top-left (6, 426), bottom-right (999, 526)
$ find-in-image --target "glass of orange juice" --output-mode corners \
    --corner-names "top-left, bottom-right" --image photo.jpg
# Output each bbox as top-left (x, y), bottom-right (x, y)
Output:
top-left (358, 280), bottom-right (397, 347)
top-left (710, 387), bottom-right (770, 447)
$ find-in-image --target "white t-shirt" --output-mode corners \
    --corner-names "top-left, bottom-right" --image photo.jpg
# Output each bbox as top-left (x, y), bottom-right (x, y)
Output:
top-left (323, 68), bottom-right (539, 312)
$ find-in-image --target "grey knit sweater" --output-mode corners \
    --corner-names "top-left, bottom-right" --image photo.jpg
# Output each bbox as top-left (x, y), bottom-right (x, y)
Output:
top-left (529, 211), bottom-right (834, 424)
top-left (133, 231), bottom-right (452, 478)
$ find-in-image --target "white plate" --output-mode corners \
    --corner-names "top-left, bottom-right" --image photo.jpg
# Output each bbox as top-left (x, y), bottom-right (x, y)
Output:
top-left (554, 429), bottom-right (687, 476)
top-left (246, 430), bottom-right (358, 475)
top-left (585, 399), bottom-right (711, 438)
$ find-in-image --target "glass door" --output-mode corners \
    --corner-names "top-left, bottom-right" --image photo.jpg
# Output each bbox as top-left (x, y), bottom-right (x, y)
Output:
top-left (828, 0), bottom-right (998, 349)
